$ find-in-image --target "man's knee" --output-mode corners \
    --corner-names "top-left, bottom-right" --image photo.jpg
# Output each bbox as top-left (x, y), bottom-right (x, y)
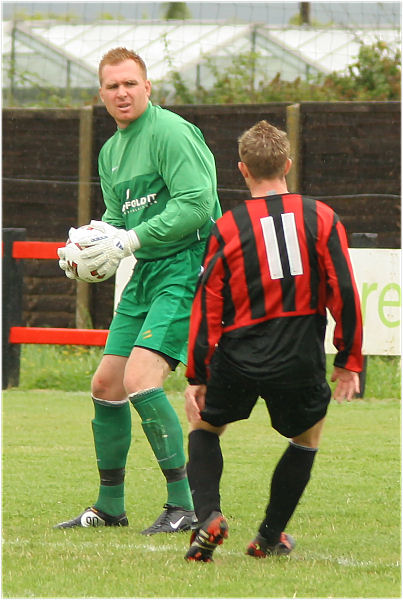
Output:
top-left (91, 359), bottom-right (127, 401)
top-left (123, 347), bottom-right (171, 394)
top-left (291, 417), bottom-right (326, 448)
top-left (190, 420), bottom-right (226, 436)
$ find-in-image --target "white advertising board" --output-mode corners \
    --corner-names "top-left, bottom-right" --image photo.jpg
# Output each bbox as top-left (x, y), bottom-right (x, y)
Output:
top-left (325, 249), bottom-right (401, 356)
top-left (115, 249), bottom-right (401, 356)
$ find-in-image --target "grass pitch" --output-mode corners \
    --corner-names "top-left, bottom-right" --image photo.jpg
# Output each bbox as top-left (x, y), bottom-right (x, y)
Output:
top-left (2, 385), bottom-right (401, 598)
top-left (16, 345), bottom-right (402, 399)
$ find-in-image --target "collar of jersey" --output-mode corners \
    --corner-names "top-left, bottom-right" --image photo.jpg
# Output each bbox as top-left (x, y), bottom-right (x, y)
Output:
top-left (117, 100), bottom-right (152, 135)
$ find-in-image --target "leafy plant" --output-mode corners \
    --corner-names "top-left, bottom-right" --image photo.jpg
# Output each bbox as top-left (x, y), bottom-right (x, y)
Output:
top-left (162, 2), bottom-right (192, 20)
top-left (154, 41), bottom-right (401, 104)
top-left (324, 40), bottom-right (401, 100)
top-left (4, 38), bottom-right (400, 108)
top-left (11, 9), bottom-right (79, 21)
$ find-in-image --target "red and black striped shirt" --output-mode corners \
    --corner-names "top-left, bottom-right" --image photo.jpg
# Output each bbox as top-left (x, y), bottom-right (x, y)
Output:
top-left (186, 193), bottom-right (363, 385)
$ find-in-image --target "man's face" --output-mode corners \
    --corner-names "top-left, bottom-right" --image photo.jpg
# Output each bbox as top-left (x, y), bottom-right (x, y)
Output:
top-left (99, 59), bottom-right (151, 128)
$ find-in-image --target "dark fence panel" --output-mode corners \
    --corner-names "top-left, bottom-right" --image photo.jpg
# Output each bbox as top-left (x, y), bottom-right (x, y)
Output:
top-left (299, 102), bottom-right (401, 249)
top-left (3, 109), bottom-right (80, 327)
top-left (3, 102), bottom-right (401, 329)
top-left (3, 108), bottom-right (81, 238)
top-left (89, 107), bottom-right (117, 328)
top-left (300, 102), bottom-right (400, 196)
top-left (2, 229), bottom-right (25, 388)
top-left (171, 103), bottom-right (289, 211)
top-left (316, 194), bottom-right (400, 249)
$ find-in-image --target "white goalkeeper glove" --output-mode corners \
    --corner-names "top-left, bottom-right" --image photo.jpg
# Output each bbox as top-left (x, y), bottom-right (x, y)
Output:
top-left (57, 246), bottom-right (80, 280)
top-left (89, 221), bottom-right (140, 254)
top-left (78, 220), bottom-right (140, 272)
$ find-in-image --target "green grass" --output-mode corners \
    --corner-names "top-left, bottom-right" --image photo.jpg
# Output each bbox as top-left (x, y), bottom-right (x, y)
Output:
top-left (3, 346), bottom-right (401, 597)
top-left (2, 389), bottom-right (401, 598)
top-left (16, 345), bottom-right (188, 393)
top-left (15, 345), bottom-right (402, 398)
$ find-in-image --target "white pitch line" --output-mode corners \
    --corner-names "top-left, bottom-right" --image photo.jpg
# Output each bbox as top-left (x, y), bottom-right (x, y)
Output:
top-left (5, 539), bottom-right (400, 568)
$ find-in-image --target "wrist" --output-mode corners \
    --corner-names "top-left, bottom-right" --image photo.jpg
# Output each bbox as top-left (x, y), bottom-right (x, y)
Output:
top-left (127, 229), bottom-right (141, 252)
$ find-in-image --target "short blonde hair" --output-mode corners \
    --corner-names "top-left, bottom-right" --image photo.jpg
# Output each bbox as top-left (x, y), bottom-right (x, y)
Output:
top-left (98, 48), bottom-right (147, 84)
top-left (238, 120), bottom-right (290, 180)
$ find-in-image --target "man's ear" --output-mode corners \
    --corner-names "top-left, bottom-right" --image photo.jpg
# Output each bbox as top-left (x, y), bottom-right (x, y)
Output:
top-left (145, 80), bottom-right (152, 98)
top-left (284, 158), bottom-right (292, 176)
top-left (238, 161), bottom-right (249, 180)
top-left (99, 88), bottom-right (104, 103)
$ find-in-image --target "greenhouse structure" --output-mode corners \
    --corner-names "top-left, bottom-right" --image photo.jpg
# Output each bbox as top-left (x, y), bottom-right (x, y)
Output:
top-left (2, 19), bottom-right (400, 104)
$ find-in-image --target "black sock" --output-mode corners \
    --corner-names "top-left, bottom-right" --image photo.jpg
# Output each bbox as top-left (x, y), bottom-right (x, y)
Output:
top-left (259, 442), bottom-right (318, 544)
top-left (186, 429), bottom-right (223, 524)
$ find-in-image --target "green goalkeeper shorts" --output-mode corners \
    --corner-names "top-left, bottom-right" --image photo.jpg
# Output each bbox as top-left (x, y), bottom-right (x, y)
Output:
top-left (104, 244), bottom-right (205, 366)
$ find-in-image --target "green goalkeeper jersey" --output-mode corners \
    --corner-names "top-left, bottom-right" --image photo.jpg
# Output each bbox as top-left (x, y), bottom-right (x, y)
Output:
top-left (99, 101), bottom-right (221, 260)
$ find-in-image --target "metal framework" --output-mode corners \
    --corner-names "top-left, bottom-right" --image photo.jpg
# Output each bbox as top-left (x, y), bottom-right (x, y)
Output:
top-left (2, 19), bottom-right (400, 97)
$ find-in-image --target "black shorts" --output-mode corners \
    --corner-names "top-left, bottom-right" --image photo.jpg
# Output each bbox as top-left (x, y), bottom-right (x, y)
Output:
top-left (201, 351), bottom-right (331, 438)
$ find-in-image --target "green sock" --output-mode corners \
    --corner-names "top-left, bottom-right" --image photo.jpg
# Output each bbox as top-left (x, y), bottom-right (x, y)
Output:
top-left (91, 398), bottom-right (131, 516)
top-left (95, 482), bottom-right (125, 517)
top-left (130, 388), bottom-right (193, 511)
top-left (165, 477), bottom-right (194, 510)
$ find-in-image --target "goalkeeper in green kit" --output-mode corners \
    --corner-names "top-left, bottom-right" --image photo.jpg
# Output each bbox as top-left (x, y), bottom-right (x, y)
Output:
top-left (56, 47), bottom-right (221, 534)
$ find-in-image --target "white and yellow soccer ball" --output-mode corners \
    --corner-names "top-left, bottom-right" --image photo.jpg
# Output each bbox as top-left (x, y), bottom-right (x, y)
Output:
top-left (63, 224), bottom-right (121, 283)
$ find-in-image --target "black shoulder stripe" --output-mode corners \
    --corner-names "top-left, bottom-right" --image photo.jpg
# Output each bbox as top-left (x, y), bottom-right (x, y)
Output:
top-left (231, 203), bottom-right (267, 320)
top-left (302, 197), bottom-right (320, 310)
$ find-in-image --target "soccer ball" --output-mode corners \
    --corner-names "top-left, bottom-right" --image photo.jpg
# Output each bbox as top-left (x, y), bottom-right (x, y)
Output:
top-left (64, 225), bottom-right (119, 283)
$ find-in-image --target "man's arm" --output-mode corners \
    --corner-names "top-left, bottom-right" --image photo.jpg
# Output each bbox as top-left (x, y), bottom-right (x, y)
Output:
top-left (324, 218), bottom-right (363, 374)
top-left (186, 232), bottom-right (225, 384)
top-left (134, 121), bottom-right (219, 247)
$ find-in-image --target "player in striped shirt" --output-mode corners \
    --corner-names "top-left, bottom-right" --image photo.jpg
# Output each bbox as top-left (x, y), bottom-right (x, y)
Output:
top-left (184, 120), bottom-right (363, 562)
